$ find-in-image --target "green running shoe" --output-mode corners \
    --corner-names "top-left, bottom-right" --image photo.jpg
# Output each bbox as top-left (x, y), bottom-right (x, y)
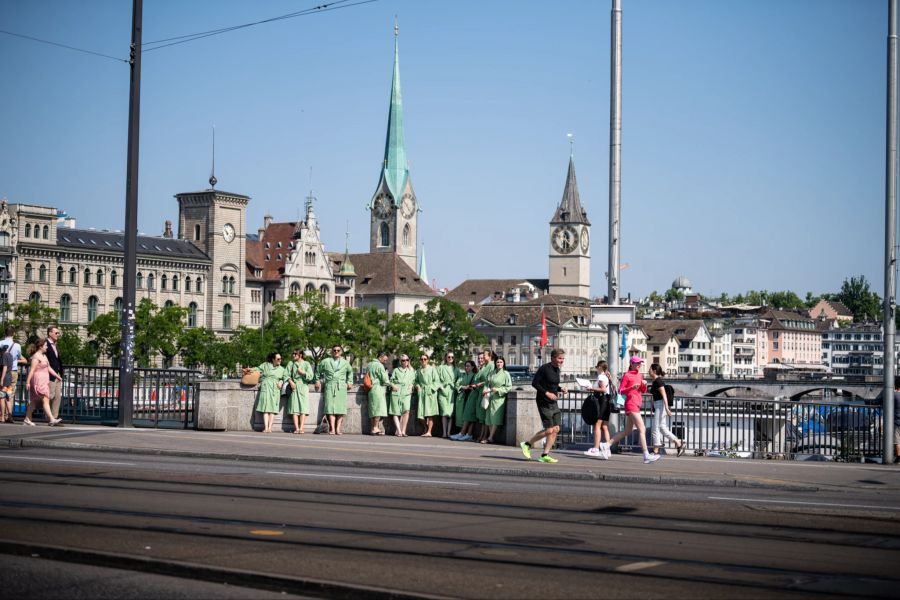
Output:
top-left (519, 441), bottom-right (532, 459)
top-left (538, 454), bottom-right (558, 464)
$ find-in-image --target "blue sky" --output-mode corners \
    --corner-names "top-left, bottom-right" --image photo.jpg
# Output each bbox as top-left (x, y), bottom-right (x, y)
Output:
top-left (0, 0), bottom-right (891, 300)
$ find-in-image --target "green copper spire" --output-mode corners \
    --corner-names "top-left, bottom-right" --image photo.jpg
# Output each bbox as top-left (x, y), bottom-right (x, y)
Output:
top-left (339, 225), bottom-right (356, 276)
top-left (382, 19), bottom-right (408, 201)
top-left (418, 243), bottom-right (428, 284)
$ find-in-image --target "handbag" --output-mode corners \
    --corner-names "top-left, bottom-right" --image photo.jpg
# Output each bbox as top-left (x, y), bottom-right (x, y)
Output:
top-left (481, 393), bottom-right (490, 410)
top-left (614, 392), bottom-right (626, 408)
top-left (581, 393), bottom-right (601, 425)
top-left (362, 372), bottom-right (373, 392)
top-left (241, 370), bottom-right (260, 386)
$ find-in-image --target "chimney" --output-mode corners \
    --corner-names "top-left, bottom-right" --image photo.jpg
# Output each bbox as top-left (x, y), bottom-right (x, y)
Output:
top-left (263, 214), bottom-right (273, 229)
top-left (163, 220), bottom-right (173, 238)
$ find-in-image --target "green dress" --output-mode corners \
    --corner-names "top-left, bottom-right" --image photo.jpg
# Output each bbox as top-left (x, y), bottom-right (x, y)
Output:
top-left (454, 371), bottom-right (476, 426)
top-left (473, 362), bottom-right (495, 423)
top-left (285, 359), bottom-right (315, 415)
top-left (485, 368), bottom-right (512, 426)
top-left (436, 363), bottom-right (460, 418)
top-left (389, 367), bottom-right (415, 415)
top-left (316, 357), bottom-right (353, 415)
top-left (254, 362), bottom-right (287, 414)
top-left (366, 359), bottom-right (390, 418)
top-left (415, 365), bottom-right (439, 418)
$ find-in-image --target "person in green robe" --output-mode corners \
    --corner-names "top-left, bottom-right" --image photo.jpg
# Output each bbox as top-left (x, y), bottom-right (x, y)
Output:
top-left (366, 351), bottom-right (395, 435)
top-left (415, 353), bottom-right (439, 437)
top-left (436, 351), bottom-right (461, 438)
top-left (285, 349), bottom-right (315, 434)
top-left (450, 359), bottom-right (478, 441)
top-left (473, 350), bottom-right (496, 443)
top-left (243, 352), bottom-right (287, 434)
top-left (314, 344), bottom-right (354, 435)
top-left (389, 354), bottom-right (415, 436)
top-left (482, 356), bottom-right (512, 444)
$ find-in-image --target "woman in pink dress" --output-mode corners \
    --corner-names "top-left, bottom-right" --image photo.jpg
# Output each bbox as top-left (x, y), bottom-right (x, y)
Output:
top-left (24, 338), bottom-right (61, 426)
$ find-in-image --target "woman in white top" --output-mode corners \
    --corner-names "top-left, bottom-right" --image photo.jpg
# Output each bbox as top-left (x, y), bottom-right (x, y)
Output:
top-left (584, 360), bottom-right (613, 459)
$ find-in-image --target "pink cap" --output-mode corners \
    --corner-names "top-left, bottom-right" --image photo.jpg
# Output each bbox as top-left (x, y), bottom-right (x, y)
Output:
top-left (629, 355), bottom-right (644, 364)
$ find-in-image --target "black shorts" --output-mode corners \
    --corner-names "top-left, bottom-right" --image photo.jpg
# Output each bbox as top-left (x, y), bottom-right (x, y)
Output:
top-left (538, 401), bottom-right (561, 429)
top-left (597, 394), bottom-right (612, 422)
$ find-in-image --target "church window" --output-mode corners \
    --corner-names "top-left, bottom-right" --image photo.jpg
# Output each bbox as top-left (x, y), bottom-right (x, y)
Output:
top-left (96, 269), bottom-right (104, 286)
top-left (223, 304), bottom-right (232, 330)
top-left (222, 276), bottom-right (228, 293)
top-left (87, 296), bottom-right (99, 323)
top-left (194, 224), bottom-right (201, 241)
top-left (188, 302), bottom-right (197, 327)
top-left (24, 263), bottom-right (32, 281)
top-left (290, 283), bottom-right (300, 297)
top-left (38, 264), bottom-right (46, 282)
top-left (84, 268), bottom-right (91, 285)
top-left (24, 224), bottom-right (31, 238)
top-left (59, 294), bottom-right (71, 322)
top-left (228, 276), bottom-right (235, 294)
top-left (402, 224), bottom-right (410, 247)
top-left (56, 266), bottom-right (63, 284)
top-left (380, 223), bottom-right (389, 247)
top-left (42, 225), bottom-right (49, 239)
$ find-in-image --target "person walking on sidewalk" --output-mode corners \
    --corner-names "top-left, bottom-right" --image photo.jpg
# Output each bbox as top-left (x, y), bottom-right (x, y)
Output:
top-left (649, 363), bottom-right (685, 457)
top-left (415, 353), bottom-right (439, 437)
top-left (482, 356), bottom-right (512, 444)
top-left (584, 360), bottom-right (613, 459)
top-left (0, 327), bottom-right (26, 408)
top-left (366, 351), bottom-right (394, 435)
top-left (46, 325), bottom-right (64, 424)
top-left (23, 338), bottom-right (62, 427)
top-left (315, 345), bottom-right (354, 435)
top-left (285, 349), bottom-right (315, 434)
top-left (451, 359), bottom-right (477, 441)
top-left (436, 352), bottom-right (460, 438)
top-left (520, 348), bottom-right (567, 463)
top-left (0, 344), bottom-right (14, 423)
top-left (603, 356), bottom-right (659, 464)
top-left (244, 352), bottom-right (288, 434)
top-left (389, 354), bottom-right (415, 436)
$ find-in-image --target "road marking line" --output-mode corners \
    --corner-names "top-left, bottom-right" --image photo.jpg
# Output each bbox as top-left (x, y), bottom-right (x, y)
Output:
top-left (615, 560), bottom-right (665, 572)
top-left (267, 471), bottom-right (479, 486)
top-left (0, 456), bottom-right (135, 466)
top-left (249, 530), bottom-right (284, 536)
top-left (709, 496), bottom-right (900, 511)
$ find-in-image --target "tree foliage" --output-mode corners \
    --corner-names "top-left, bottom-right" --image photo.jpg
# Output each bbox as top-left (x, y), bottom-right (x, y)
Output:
top-left (834, 275), bottom-right (881, 323)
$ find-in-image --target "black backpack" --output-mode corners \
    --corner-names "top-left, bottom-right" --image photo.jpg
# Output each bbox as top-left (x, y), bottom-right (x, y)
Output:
top-left (581, 394), bottom-right (601, 425)
top-left (663, 383), bottom-right (676, 404)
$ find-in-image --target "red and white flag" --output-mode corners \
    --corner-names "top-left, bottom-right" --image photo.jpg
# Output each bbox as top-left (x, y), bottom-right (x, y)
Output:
top-left (540, 304), bottom-right (548, 348)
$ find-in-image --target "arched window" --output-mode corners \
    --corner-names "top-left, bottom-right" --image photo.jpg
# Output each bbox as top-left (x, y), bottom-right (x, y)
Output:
top-left (402, 223), bottom-right (411, 247)
top-left (228, 276), bottom-right (235, 295)
top-left (196, 277), bottom-right (202, 293)
top-left (290, 282), bottom-right (301, 297)
top-left (59, 294), bottom-right (71, 322)
top-left (29, 292), bottom-right (40, 304)
top-left (84, 268), bottom-right (91, 285)
top-left (161, 275), bottom-right (168, 291)
top-left (87, 296), bottom-right (98, 323)
top-left (24, 263), bottom-right (32, 281)
top-left (24, 224), bottom-right (31, 238)
top-left (185, 276), bottom-right (191, 292)
top-left (147, 273), bottom-right (155, 290)
top-left (188, 302), bottom-right (197, 327)
top-left (96, 269), bottom-right (104, 286)
top-left (111, 270), bottom-right (118, 287)
top-left (114, 297), bottom-right (123, 320)
top-left (222, 276), bottom-right (228, 294)
top-left (223, 304), bottom-right (232, 330)
top-left (305, 283), bottom-right (315, 293)
top-left (380, 222), bottom-right (390, 247)
top-left (38, 264), bottom-right (46, 282)
top-left (136, 272), bottom-right (143, 289)
top-left (194, 224), bottom-right (201, 241)
top-left (164, 300), bottom-right (174, 309)
top-left (69, 267), bottom-right (76, 284)
top-left (42, 225), bottom-right (49, 240)
top-left (319, 284), bottom-right (330, 304)
top-left (56, 266), bottom-right (63, 283)
top-left (172, 275), bottom-right (179, 291)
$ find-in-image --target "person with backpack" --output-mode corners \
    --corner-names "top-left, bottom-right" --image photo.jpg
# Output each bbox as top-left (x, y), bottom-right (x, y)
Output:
top-left (649, 363), bottom-right (686, 457)
top-left (583, 360), bottom-right (613, 459)
top-left (602, 355), bottom-right (659, 463)
top-left (365, 351), bottom-right (394, 435)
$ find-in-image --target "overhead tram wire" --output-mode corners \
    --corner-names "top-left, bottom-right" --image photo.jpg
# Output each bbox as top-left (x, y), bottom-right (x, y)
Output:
top-left (0, 0), bottom-right (378, 62)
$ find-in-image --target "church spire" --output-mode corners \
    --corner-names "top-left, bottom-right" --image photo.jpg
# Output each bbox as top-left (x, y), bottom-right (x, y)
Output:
top-left (382, 17), bottom-right (408, 201)
top-left (551, 150), bottom-right (590, 225)
top-left (418, 243), bottom-right (428, 283)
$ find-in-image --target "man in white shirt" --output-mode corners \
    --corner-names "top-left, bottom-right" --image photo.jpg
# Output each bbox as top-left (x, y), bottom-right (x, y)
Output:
top-left (0, 326), bottom-right (26, 394)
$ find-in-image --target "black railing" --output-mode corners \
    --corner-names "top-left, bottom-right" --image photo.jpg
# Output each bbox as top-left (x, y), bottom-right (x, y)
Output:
top-left (12, 365), bottom-right (200, 429)
top-left (558, 389), bottom-right (885, 461)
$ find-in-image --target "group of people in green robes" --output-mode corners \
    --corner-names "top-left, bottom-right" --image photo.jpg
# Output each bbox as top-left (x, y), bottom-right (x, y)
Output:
top-left (245, 345), bottom-right (513, 440)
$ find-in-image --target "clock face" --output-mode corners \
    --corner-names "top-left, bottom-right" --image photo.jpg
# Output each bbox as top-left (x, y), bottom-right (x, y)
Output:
top-left (223, 223), bottom-right (235, 243)
top-left (400, 194), bottom-right (416, 219)
top-left (551, 225), bottom-right (577, 254)
top-left (372, 194), bottom-right (392, 219)
top-left (580, 228), bottom-right (589, 253)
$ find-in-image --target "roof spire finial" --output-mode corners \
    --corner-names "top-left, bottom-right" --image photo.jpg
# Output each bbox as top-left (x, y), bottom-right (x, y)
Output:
top-left (209, 125), bottom-right (217, 189)
top-left (339, 219), bottom-right (356, 276)
top-left (394, 15), bottom-right (399, 38)
top-left (567, 132), bottom-right (574, 159)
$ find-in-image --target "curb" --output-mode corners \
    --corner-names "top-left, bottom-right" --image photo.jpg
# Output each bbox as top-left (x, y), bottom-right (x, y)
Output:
top-left (0, 437), bottom-right (819, 492)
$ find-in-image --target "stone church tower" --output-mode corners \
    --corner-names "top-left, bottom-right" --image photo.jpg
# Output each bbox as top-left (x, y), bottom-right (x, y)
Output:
top-left (368, 23), bottom-right (418, 272)
top-left (548, 153), bottom-right (590, 298)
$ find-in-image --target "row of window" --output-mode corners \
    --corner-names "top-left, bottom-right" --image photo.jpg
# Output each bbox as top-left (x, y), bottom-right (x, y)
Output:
top-left (378, 222), bottom-right (412, 247)
top-left (24, 224), bottom-right (50, 240)
top-left (23, 263), bottom-right (207, 294)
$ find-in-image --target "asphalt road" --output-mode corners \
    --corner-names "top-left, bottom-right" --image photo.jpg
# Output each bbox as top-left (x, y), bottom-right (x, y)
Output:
top-left (0, 447), bottom-right (897, 599)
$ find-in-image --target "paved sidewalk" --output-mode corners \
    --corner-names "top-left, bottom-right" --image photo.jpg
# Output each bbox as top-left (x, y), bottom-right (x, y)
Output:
top-left (1, 422), bottom-right (898, 492)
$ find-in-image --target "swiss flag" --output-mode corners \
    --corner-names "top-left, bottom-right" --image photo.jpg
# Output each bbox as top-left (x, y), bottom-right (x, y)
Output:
top-left (540, 305), bottom-right (548, 348)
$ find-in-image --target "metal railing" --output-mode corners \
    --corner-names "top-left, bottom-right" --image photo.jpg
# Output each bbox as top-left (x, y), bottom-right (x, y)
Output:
top-left (557, 389), bottom-right (885, 462)
top-left (12, 365), bottom-right (200, 429)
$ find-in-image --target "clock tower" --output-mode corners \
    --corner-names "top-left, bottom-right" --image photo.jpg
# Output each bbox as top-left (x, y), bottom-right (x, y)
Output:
top-left (548, 154), bottom-right (590, 298)
top-left (368, 21), bottom-right (418, 271)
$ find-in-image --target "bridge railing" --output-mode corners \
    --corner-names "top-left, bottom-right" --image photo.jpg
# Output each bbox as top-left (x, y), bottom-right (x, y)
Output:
top-left (557, 390), bottom-right (884, 461)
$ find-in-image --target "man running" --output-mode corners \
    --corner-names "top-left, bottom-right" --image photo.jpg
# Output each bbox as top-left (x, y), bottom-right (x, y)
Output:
top-left (520, 348), bottom-right (567, 463)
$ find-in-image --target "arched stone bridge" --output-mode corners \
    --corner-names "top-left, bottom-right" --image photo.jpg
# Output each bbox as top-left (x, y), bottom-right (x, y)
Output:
top-left (668, 377), bottom-right (883, 401)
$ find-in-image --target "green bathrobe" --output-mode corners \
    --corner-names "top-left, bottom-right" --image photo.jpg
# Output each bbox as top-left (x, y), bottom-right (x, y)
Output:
top-left (485, 368), bottom-right (512, 426)
top-left (415, 365), bottom-right (439, 418)
top-left (285, 359), bottom-right (315, 415)
top-left (254, 362), bottom-right (287, 414)
top-left (436, 363), bottom-right (460, 418)
top-left (316, 357), bottom-right (353, 415)
top-left (454, 371), bottom-right (476, 426)
top-left (473, 362), bottom-right (495, 423)
top-left (366, 359), bottom-right (390, 418)
top-left (389, 366), bottom-right (415, 415)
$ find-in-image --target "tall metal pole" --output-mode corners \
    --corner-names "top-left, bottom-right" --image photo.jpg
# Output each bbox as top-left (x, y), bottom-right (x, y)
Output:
top-left (607, 0), bottom-right (623, 378)
top-left (118, 0), bottom-right (142, 427)
top-left (884, 0), bottom-right (898, 464)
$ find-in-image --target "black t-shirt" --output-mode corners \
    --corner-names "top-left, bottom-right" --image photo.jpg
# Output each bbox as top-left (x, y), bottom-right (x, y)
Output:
top-left (650, 378), bottom-right (665, 401)
top-left (532, 362), bottom-right (561, 403)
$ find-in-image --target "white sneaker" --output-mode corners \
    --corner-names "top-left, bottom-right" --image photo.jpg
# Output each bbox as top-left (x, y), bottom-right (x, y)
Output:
top-left (49, 418), bottom-right (62, 426)
top-left (644, 454), bottom-right (661, 464)
top-left (584, 447), bottom-right (601, 457)
top-left (460, 434), bottom-right (473, 441)
top-left (600, 442), bottom-right (611, 459)
top-left (23, 418), bottom-right (35, 426)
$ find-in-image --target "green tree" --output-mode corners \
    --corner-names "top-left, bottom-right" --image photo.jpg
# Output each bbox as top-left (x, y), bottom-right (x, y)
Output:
top-left (341, 305), bottom-right (386, 368)
top-left (417, 297), bottom-right (486, 360)
top-left (132, 298), bottom-right (187, 367)
top-left (87, 311), bottom-right (122, 363)
top-left (58, 325), bottom-right (98, 365)
top-left (8, 300), bottom-right (59, 348)
top-left (227, 325), bottom-right (271, 371)
top-left (664, 287), bottom-right (684, 302)
top-left (383, 311), bottom-right (421, 362)
top-left (768, 291), bottom-right (804, 311)
top-left (834, 275), bottom-right (881, 323)
top-left (177, 327), bottom-right (219, 370)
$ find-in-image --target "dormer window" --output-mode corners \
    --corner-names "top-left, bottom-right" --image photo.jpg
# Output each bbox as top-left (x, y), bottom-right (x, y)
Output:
top-left (508, 314), bottom-right (518, 325)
